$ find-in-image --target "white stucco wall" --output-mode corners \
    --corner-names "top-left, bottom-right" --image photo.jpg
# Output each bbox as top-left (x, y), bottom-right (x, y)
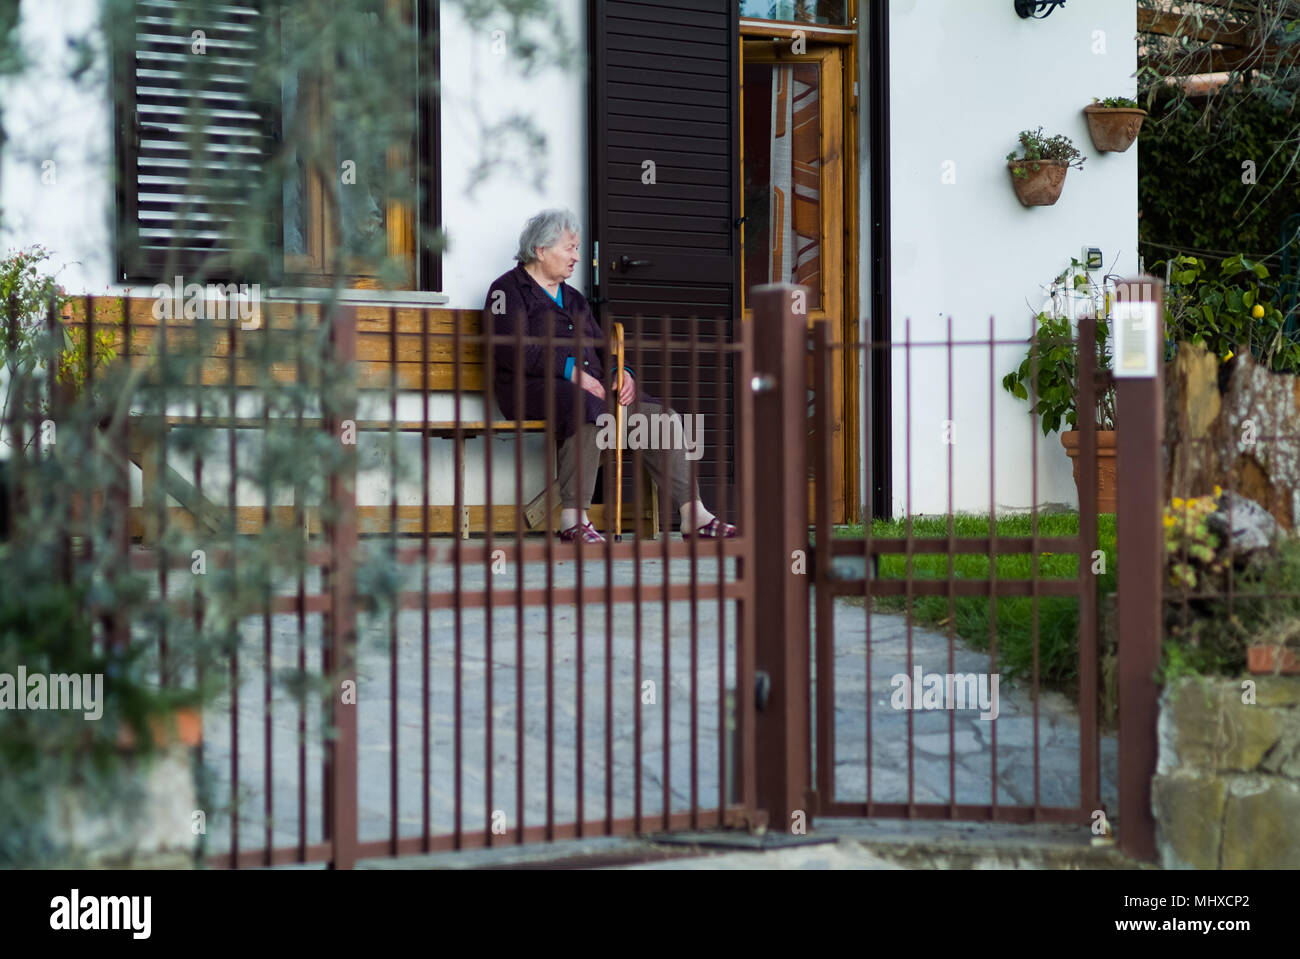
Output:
top-left (885, 0), bottom-right (1138, 516)
top-left (0, 0), bottom-right (114, 295)
top-left (439, 1), bottom-right (589, 306)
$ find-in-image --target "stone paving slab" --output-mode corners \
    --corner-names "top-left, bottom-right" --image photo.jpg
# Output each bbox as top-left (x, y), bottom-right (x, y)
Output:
top-left (826, 603), bottom-right (1118, 813)
top-left (614, 836), bottom-right (1144, 870)
top-left (354, 820), bottom-right (1148, 871)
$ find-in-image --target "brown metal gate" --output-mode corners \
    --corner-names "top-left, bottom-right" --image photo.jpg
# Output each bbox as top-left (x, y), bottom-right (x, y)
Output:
top-left (744, 284), bottom-right (1142, 839)
top-left (807, 312), bottom-right (1104, 826)
top-left (242, 305), bottom-right (763, 867)
top-left (25, 297), bottom-right (759, 869)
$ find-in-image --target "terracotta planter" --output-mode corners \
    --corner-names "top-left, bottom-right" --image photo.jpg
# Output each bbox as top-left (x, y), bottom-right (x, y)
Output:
top-left (1083, 105), bottom-right (1147, 153)
top-left (1007, 159), bottom-right (1069, 207)
top-left (115, 707), bottom-right (203, 750)
top-left (1060, 429), bottom-right (1117, 513)
top-left (1247, 645), bottom-right (1300, 675)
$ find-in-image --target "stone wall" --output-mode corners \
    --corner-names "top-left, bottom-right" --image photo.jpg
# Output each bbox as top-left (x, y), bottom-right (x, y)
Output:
top-left (45, 744), bottom-right (198, 868)
top-left (1152, 676), bottom-right (1300, 869)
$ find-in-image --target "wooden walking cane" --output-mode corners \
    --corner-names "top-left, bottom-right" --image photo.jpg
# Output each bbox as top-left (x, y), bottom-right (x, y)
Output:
top-left (613, 322), bottom-right (625, 542)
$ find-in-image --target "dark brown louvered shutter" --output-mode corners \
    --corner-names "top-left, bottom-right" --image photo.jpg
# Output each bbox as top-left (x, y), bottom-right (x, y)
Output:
top-left (590, 0), bottom-right (741, 527)
top-left (115, 0), bottom-right (278, 282)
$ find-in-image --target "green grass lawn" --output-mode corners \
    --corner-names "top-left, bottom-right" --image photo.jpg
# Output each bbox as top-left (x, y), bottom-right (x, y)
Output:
top-left (833, 513), bottom-right (1118, 692)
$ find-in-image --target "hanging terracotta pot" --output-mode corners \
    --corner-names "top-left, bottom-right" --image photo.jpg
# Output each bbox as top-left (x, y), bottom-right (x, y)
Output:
top-left (115, 707), bottom-right (204, 750)
top-left (1007, 160), bottom-right (1069, 207)
top-left (1083, 105), bottom-right (1147, 153)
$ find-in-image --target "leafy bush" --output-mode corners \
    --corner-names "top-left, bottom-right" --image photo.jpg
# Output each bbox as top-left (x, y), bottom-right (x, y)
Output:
top-left (1007, 127), bottom-right (1086, 178)
top-left (1138, 87), bottom-right (1300, 272)
top-left (1157, 252), bottom-right (1299, 372)
top-left (1161, 490), bottom-right (1300, 680)
top-left (0, 0), bottom-right (561, 869)
top-left (1164, 491), bottom-right (1226, 590)
top-left (0, 246), bottom-right (116, 428)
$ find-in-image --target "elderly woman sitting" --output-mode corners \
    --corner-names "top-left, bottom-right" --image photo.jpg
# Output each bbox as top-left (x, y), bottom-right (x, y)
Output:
top-left (483, 208), bottom-right (736, 544)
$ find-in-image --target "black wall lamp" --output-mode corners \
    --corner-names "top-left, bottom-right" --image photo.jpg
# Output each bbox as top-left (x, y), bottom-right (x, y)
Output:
top-left (1015, 0), bottom-right (1066, 18)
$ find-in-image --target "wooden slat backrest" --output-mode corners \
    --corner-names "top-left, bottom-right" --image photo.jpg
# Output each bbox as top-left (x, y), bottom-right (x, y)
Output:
top-left (60, 299), bottom-right (488, 391)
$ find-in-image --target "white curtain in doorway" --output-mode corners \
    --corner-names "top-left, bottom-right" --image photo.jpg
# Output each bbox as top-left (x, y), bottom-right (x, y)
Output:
top-left (768, 64), bottom-right (821, 305)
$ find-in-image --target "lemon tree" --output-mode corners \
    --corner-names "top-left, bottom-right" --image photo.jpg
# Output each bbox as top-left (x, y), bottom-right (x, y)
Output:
top-left (1159, 253), bottom-right (1300, 372)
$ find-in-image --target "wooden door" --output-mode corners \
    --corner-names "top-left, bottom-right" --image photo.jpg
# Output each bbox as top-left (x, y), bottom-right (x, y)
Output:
top-left (589, 0), bottom-right (742, 527)
top-left (741, 42), bottom-right (846, 524)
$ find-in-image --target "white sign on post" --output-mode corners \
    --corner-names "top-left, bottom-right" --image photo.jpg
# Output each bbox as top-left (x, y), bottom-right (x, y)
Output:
top-left (1110, 300), bottom-right (1159, 378)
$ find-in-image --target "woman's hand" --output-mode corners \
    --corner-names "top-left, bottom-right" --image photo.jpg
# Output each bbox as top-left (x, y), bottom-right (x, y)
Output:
top-left (574, 369), bottom-right (606, 400)
top-left (617, 372), bottom-right (636, 407)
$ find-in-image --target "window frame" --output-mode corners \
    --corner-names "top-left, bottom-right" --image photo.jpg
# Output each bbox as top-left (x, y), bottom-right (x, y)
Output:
top-left (113, 0), bottom-right (442, 292)
top-left (738, 0), bottom-right (852, 29)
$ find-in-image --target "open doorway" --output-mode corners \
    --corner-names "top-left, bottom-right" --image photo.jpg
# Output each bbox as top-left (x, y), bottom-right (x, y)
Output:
top-left (741, 36), bottom-right (855, 523)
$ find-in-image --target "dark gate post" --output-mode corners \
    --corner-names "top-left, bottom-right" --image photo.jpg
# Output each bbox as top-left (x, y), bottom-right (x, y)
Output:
top-left (750, 284), bottom-right (811, 832)
top-left (326, 305), bottom-right (360, 869)
top-left (1113, 277), bottom-right (1164, 863)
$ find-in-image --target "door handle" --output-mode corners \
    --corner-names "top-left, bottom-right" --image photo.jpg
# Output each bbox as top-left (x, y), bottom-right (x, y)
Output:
top-left (618, 255), bottom-right (653, 269)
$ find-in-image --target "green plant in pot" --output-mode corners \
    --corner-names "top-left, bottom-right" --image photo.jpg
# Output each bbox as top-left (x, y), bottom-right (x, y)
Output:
top-left (1083, 96), bottom-right (1147, 153)
top-left (1003, 259), bottom-right (1118, 512)
top-left (1007, 127), bottom-right (1086, 207)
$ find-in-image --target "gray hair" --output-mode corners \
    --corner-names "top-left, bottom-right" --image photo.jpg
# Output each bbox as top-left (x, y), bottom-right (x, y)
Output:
top-left (514, 208), bottom-right (581, 264)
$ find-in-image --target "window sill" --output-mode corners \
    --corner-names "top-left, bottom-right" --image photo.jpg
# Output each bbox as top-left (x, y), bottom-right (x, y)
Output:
top-left (102, 286), bottom-right (451, 308)
top-left (265, 288), bottom-right (450, 306)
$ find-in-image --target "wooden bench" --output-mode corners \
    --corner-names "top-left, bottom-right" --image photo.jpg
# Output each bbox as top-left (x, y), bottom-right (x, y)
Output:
top-left (65, 299), bottom-right (658, 539)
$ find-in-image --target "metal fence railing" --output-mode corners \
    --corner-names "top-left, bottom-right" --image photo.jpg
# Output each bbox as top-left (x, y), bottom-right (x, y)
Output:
top-left (2, 294), bottom-right (759, 867)
top-left (3, 285), bottom-right (1173, 865)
